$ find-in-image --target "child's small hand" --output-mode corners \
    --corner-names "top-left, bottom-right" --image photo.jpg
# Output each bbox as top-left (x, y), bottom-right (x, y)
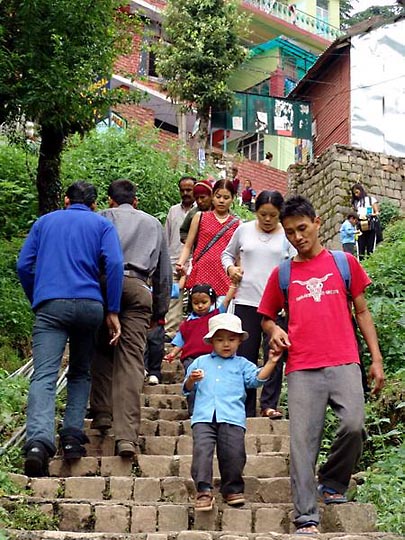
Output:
top-left (164, 352), bottom-right (176, 363)
top-left (267, 349), bottom-right (282, 364)
top-left (190, 368), bottom-right (204, 382)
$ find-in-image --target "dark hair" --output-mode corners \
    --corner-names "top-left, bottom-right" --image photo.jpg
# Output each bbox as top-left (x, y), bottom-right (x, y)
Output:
top-left (178, 176), bottom-right (196, 187)
top-left (188, 283), bottom-right (217, 312)
top-left (351, 183), bottom-right (367, 207)
top-left (347, 211), bottom-right (358, 220)
top-left (255, 190), bottom-right (284, 212)
top-left (66, 181), bottom-right (97, 208)
top-left (280, 195), bottom-right (316, 222)
top-left (212, 179), bottom-right (235, 197)
top-left (108, 179), bottom-right (136, 205)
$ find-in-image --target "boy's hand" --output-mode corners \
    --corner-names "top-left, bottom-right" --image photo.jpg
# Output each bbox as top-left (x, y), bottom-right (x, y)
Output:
top-left (164, 352), bottom-right (176, 363)
top-left (189, 369), bottom-right (204, 382)
top-left (267, 349), bottom-right (283, 364)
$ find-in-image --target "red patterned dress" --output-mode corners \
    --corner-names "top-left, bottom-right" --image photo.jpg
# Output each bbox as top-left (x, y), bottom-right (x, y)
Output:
top-left (186, 211), bottom-right (240, 296)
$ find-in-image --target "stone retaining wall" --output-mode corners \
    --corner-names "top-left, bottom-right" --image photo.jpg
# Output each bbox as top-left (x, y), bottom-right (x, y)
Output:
top-left (287, 144), bottom-right (405, 248)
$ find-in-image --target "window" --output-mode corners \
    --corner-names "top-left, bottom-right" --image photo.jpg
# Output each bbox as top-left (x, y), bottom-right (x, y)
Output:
top-left (138, 20), bottom-right (161, 78)
top-left (237, 133), bottom-right (265, 162)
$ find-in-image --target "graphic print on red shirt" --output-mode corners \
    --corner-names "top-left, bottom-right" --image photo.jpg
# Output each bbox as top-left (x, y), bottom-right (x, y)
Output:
top-left (258, 250), bottom-right (371, 374)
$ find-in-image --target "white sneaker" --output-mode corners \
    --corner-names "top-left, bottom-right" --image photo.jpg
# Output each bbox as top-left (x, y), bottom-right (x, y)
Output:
top-left (148, 375), bottom-right (159, 385)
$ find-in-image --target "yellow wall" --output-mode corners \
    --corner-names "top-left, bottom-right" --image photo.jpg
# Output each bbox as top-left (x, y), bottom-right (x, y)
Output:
top-left (228, 51), bottom-right (279, 92)
top-left (264, 134), bottom-right (296, 172)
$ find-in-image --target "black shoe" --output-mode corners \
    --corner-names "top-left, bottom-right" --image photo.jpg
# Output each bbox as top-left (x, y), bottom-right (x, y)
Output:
top-left (24, 441), bottom-right (49, 477)
top-left (61, 434), bottom-right (89, 461)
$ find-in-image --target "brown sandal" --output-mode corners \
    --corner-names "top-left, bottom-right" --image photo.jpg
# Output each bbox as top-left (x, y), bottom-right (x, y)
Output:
top-left (261, 408), bottom-right (283, 420)
top-left (195, 491), bottom-right (215, 511)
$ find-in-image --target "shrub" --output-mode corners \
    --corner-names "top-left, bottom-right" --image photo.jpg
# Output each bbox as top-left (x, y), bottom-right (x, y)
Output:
top-left (0, 142), bottom-right (38, 238)
top-left (379, 199), bottom-right (401, 230)
top-left (61, 126), bottom-right (200, 221)
top-left (362, 219), bottom-right (405, 374)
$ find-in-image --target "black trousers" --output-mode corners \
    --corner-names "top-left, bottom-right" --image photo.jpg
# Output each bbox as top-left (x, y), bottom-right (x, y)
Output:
top-left (182, 356), bottom-right (197, 416)
top-left (235, 304), bottom-right (285, 416)
top-left (357, 230), bottom-right (376, 259)
top-left (143, 324), bottom-right (165, 381)
top-left (191, 420), bottom-right (246, 495)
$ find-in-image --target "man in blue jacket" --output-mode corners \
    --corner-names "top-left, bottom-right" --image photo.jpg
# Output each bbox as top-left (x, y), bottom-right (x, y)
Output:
top-left (17, 181), bottom-right (123, 477)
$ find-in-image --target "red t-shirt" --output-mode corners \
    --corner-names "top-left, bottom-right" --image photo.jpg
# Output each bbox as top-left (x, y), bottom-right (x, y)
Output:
top-left (257, 249), bottom-right (371, 374)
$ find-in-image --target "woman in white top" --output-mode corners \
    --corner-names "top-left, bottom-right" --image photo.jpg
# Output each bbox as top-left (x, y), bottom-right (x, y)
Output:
top-left (351, 183), bottom-right (379, 259)
top-left (222, 190), bottom-right (296, 418)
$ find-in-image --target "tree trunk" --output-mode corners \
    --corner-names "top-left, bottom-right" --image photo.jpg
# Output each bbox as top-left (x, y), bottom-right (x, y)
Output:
top-left (36, 124), bottom-right (65, 215)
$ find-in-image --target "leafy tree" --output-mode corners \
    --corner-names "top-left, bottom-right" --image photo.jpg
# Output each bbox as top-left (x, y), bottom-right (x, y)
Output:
top-left (156, 0), bottom-right (249, 150)
top-left (343, 3), bottom-right (405, 28)
top-left (0, 0), bottom-right (140, 214)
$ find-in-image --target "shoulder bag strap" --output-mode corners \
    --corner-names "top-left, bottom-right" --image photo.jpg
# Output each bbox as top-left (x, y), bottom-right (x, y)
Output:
top-left (194, 216), bottom-right (239, 264)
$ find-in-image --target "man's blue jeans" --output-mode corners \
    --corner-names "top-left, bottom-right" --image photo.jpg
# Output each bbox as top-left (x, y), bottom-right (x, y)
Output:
top-left (25, 299), bottom-right (104, 455)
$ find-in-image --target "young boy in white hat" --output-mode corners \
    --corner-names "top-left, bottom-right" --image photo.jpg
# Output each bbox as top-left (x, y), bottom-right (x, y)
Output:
top-left (184, 312), bottom-right (281, 511)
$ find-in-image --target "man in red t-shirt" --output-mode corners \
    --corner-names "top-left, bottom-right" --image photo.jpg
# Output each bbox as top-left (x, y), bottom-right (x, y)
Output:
top-left (258, 195), bottom-right (384, 535)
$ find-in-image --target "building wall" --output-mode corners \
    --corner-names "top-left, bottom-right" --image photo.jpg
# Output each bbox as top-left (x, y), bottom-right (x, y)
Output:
top-left (307, 52), bottom-right (350, 157)
top-left (238, 160), bottom-right (288, 195)
top-left (288, 144), bottom-right (405, 248)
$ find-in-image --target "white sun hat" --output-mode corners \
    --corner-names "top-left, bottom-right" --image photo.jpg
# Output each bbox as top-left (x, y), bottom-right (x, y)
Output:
top-left (203, 313), bottom-right (249, 343)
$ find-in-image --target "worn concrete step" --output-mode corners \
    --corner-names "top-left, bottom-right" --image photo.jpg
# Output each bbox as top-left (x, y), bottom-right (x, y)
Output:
top-left (83, 432), bottom-right (290, 458)
top-left (14, 474), bottom-right (293, 503)
top-left (9, 532), bottom-right (401, 540)
top-left (45, 453), bottom-right (289, 478)
top-left (2, 496), bottom-right (378, 535)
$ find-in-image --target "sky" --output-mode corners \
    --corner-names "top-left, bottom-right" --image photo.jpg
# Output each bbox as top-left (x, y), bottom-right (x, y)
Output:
top-left (350, 0), bottom-right (397, 14)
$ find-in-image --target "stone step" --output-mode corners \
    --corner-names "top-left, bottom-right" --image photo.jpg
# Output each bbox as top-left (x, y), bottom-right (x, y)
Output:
top-left (83, 432), bottom-right (290, 458)
top-left (7, 532), bottom-right (402, 540)
top-left (46, 453), bottom-right (290, 478)
top-left (142, 383), bottom-right (184, 395)
top-left (16, 475), bottom-right (293, 503)
top-left (84, 418), bottom-right (290, 437)
top-left (2, 496), bottom-right (378, 535)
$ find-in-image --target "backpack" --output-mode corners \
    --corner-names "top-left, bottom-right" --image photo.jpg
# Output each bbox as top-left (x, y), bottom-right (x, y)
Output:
top-left (278, 250), bottom-right (351, 312)
top-left (277, 250), bottom-right (370, 394)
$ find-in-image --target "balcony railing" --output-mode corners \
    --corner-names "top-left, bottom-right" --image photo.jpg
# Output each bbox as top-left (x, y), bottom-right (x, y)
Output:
top-left (243, 0), bottom-right (342, 42)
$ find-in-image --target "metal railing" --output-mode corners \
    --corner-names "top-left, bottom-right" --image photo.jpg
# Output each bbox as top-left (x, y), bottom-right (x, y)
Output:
top-left (243, 0), bottom-right (342, 42)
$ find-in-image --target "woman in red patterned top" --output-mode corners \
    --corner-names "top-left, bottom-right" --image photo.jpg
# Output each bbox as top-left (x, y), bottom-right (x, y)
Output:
top-left (176, 180), bottom-right (240, 296)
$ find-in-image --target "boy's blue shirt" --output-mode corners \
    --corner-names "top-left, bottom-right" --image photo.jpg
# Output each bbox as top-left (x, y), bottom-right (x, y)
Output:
top-left (183, 352), bottom-right (267, 429)
top-left (340, 219), bottom-right (356, 244)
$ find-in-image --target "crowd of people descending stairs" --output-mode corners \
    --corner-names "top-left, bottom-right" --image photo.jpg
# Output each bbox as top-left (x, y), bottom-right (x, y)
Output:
top-left (14, 177), bottom-right (385, 537)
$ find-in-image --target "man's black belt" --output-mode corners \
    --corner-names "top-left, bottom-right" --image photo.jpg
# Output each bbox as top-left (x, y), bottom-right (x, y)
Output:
top-left (123, 269), bottom-right (149, 282)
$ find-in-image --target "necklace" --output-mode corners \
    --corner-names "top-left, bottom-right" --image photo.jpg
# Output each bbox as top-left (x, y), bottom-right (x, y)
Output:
top-left (214, 213), bottom-right (229, 224)
top-left (258, 231), bottom-right (272, 243)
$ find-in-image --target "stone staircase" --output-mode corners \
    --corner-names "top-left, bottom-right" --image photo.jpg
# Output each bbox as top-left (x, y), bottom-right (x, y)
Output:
top-left (3, 361), bottom-right (402, 540)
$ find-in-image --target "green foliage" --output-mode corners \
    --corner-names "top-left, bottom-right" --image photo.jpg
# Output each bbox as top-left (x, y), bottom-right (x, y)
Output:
top-left (0, 0), bottom-right (139, 130)
top-left (0, 238), bottom-right (33, 366)
top-left (357, 443), bottom-right (405, 534)
top-left (378, 199), bottom-right (401, 230)
top-left (0, 503), bottom-right (58, 531)
top-left (362, 219), bottom-right (405, 373)
top-left (156, 0), bottom-right (249, 142)
top-left (61, 127), bottom-right (198, 220)
top-left (0, 371), bottom-right (29, 444)
top-left (344, 4), bottom-right (405, 28)
top-left (0, 142), bottom-right (38, 238)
